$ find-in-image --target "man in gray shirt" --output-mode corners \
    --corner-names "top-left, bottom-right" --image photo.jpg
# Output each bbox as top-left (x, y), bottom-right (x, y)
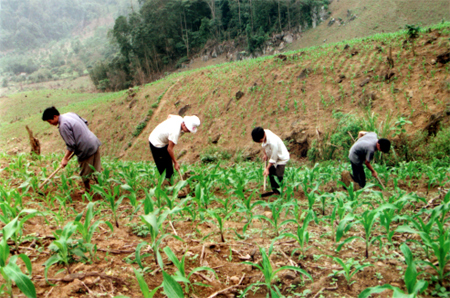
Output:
top-left (42, 107), bottom-right (101, 192)
top-left (348, 131), bottom-right (391, 188)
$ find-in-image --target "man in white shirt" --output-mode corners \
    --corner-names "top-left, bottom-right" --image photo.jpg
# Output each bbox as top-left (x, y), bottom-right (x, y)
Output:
top-left (149, 115), bottom-right (200, 182)
top-left (252, 127), bottom-right (290, 197)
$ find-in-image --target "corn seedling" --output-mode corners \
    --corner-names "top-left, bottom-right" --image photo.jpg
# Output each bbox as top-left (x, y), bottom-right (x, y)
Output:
top-left (0, 214), bottom-right (36, 298)
top-left (75, 202), bottom-right (114, 262)
top-left (280, 210), bottom-right (314, 257)
top-left (328, 257), bottom-right (373, 286)
top-left (359, 243), bottom-right (427, 298)
top-left (242, 246), bottom-right (313, 297)
top-left (136, 207), bottom-right (183, 268)
top-left (163, 246), bottom-right (217, 294)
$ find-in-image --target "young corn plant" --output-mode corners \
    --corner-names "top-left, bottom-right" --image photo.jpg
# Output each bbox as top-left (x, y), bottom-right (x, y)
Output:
top-left (234, 190), bottom-right (264, 223)
top-left (302, 183), bottom-right (320, 212)
top-left (379, 207), bottom-right (399, 245)
top-left (207, 209), bottom-right (234, 242)
top-left (0, 204), bottom-right (37, 253)
top-left (193, 182), bottom-right (212, 210)
top-left (337, 205), bottom-right (394, 258)
top-left (120, 184), bottom-right (141, 220)
top-left (130, 268), bottom-right (161, 298)
top-left (359, 243), bottom-right (427, 298)
top-left (328, 257), bottom-right (373, 286)
top-left (44, 221), bottom-right (87, 283)
top-left (242, 246), bottom-right (313, 297)
top-left (135, 207), bottom-right (183, 268)
top-left (92, 184), bottom-right (124, 227)
top-left (123, 269), bottom-right (185, 298)
top-left (396, 209), bottom-right (441, 260)
top-left (398, 219), bottom-right (450, 283)
top-left (280, 211), bottom-right (314, 257)
top-left (0, 214), bottom-right (36, 298)
top-left (163, 246), bottom-right (217, 294)
top-left (253, 200), bottom-right (296, 236)
top-left (422, 222), bottom-right (450, 283)
top-left (74, 202), bottom-right (114, 262)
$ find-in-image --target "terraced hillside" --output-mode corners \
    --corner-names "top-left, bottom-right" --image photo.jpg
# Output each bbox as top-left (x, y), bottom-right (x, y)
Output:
top-left (1, 23), bottom-right (450, 164)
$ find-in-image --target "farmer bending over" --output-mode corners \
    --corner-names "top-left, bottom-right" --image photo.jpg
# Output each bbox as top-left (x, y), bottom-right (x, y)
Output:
top-left (251, 127), bottom-right (290, 197)
top-left (149, 115), bottom-right (200, 183)
top-left (42, 107), bottom-right (101, 193)
top-left (348, 131), bottom-right (391, 188)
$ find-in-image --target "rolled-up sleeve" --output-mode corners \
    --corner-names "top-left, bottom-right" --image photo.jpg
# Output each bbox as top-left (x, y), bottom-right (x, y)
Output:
top-left (59, 124), bottom-right (76, 152)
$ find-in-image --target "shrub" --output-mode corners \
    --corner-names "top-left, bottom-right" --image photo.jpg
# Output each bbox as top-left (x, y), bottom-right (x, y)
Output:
top-left (29, 69), bottom-right (52, 83)
top-left (175, 56), bottom-right (189, 69)
top-left (308, 112), bottom-right (362, 162)
top-left (132, 118), bottom-right (149, 137)
top-left (200, 147), bottom-right (232, 163)
top-left (428, 125), bottom-right (450, 159)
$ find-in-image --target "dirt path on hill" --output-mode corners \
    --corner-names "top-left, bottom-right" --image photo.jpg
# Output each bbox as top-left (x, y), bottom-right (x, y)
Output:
top-left (120, 79), bottom-right (181, 159)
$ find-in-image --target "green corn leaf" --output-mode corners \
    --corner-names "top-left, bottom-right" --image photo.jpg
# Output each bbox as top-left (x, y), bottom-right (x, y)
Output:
top-left (43, 254), bottom-right (62, 285)
top-left (273, 266), bottom-right (313, 281)
top-left (121, 184), bottom-right (133, 191)
top-left (336, 236), bottom-right (364, 252)
top-left (163, 246), bottom-right (181, 271)
top-left (133, 268), bottom-right (161, 298)
top-left (412, 280), bottom-right (428, 295)
top-left (4, 260), bottom-right (36, 298)
top-left (400, 244), bottom-right (413, 267)
top-left (358, 284), bottom-right (400, 298)
top-left (162, 271), bottom-right (184, 298)
top-left (336, 214), bottom-right (355, 242)
top-left (135, 241), bottom-right (149, 270)
top-left (270, 287), bottom-right (282, 298)
top-left (2, 216), bottom-right (20, 241)
top-left (11, 254), bottom-right (33, 276)
top-left (172, 275), bottom-right (190, 284)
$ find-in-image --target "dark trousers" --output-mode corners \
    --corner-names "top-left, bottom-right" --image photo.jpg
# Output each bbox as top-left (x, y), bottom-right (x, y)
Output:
top-left (351, 162), bottom-right (366, 188)
top-left (269, 165), bottom-right (285, 193)
top-left (149, 142), bottom-right (173, 180)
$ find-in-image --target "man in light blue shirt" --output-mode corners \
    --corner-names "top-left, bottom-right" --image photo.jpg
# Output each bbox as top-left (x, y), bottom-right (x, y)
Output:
top-left (348, 131), bottom-right (390, 188)
top-left (42, 107), bottom-right (101, 192)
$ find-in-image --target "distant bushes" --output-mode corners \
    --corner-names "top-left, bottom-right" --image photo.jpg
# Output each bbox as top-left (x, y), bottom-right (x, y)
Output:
top-left (29, 69), bottom-right (53, 83)
top-left (308, 112), bottom-right (363, 163)
top-left (307, 111), bottom-right (450, 166)
top-left (89, 0), bottom-right (329, 91)
top-left (428, 126), bottom-right (450, 159)
top-left (200, 147), bottom-right (232, 164)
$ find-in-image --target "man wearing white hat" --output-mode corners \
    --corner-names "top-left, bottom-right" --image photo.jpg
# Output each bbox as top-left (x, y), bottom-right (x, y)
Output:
top-left (149, 114), bottom-right (200, 182)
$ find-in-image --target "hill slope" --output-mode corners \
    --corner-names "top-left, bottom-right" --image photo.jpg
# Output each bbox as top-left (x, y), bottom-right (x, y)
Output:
top-left (289, 0), bottom-right (449, 50)
top-left (1, 23), bottom-right (450, 164)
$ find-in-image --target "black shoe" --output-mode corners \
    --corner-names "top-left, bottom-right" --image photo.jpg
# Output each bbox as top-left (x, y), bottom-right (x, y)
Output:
top-left (261, 191), bottom-right (275, 197)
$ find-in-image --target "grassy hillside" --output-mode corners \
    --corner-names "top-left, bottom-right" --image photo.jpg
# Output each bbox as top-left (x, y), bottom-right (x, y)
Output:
top-left (286, 0), bottom-right (449, 51)
top-left (1, 23), bottom-right (450, 164)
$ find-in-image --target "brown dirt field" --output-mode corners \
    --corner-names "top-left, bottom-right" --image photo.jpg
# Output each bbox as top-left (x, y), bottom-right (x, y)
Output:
top-left (1, 154), bottom-right (447, 298)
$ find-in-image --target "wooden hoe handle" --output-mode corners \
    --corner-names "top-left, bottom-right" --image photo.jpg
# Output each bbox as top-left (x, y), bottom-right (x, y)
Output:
top-left (39, 165), bottom-right (64, 190)
top-left (39, 152), bottom-right (75, 189)
top-left (263, 161), bottom-right (267, 191)
top-left (177, 169), bottom-right (184, 181)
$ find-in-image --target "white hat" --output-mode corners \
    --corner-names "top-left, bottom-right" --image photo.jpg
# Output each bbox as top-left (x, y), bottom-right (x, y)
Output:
top-left (183, 115), bottom-right (200, 133)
